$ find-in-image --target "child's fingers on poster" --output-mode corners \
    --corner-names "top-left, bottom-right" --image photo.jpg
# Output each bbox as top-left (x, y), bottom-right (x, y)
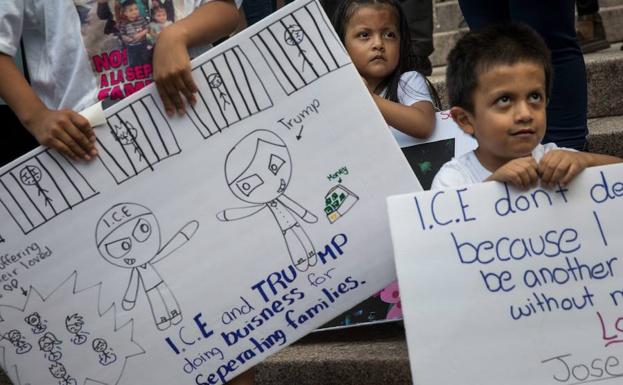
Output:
top-left (181, 69), bottom-right (198, 105)
top-left (69, 111), bottom-right (96, 142)
top-left (66, 114), bottom-right (98, 157)
top-left (47, 137), bottom-right (81, 162)
top-left (159, 76), bottom-right (188, 115)
top-left (548, 164), bottom-right (569, 187)
top-left (157, 82), bottom-right (184, 115)
top-left (55, 126), bottom-right (93, 161)
top-left (539, 150), bottom-right (588, 188)
top-left (155, 82), bottom-right (176, 116)
top-left (538, 154), bottom-right (564, 187)
top-left (491, 157), bottom-right (537, 190)
top-left (525, 161), bottom-right (539, 188)
top-left (519, 157), bottom-right (539, 189)
top-left (513, 169), bottom-right (530, 190)
top-left (172, 73), bottom-right (196, 109)
top-left (560, 162), bottom-right (581, 187)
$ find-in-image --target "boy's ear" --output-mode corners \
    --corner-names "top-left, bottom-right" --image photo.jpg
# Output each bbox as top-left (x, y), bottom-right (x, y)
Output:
top-left (450, 106), bottom-right (475, 136)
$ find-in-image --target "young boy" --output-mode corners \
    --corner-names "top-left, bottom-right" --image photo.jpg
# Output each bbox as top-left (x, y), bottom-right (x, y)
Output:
top-left (120, 0), bottom-right (151, 67)
top-left (0, 0), bottom-right (240, 163)
top-left (432, 23), bottom-right (621, 190)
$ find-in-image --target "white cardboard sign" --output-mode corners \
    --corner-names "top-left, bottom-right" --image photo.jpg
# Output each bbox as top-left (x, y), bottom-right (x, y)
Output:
top-left (388, 163), bottom-right (623, 385)
top-left (321, 111), bottom-right (476, 329)
top-left (0, 1), bottom-right (421, 384)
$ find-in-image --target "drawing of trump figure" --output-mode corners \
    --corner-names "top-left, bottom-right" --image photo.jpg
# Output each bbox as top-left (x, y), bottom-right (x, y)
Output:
top-left (96, 203), bottom-right (198, 330)
top-left (217, 130), bottom-right (318, 271)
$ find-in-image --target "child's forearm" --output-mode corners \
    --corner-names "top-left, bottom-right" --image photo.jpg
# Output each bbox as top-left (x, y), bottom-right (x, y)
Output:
top-left (0, 53), bottom-right (97, 161)
top-left (152, 0), bottom-right (239, 116)
top-left (163, 0), bottom-right (239, 49)
top-left (581, 151), bottom-right (623, 167)
top-left (372, 94), bottom-right (435, 139)
top-left (0, 53), bottom-right (47, 126)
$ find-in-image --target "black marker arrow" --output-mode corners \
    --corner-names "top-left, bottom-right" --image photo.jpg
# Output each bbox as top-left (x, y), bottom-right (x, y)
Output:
top-left (219, 92), bottom-right (231, 110)
top-left (296, 125), bottom-right (304, 140)
top-left (20, 287), bottom-right (27, 296)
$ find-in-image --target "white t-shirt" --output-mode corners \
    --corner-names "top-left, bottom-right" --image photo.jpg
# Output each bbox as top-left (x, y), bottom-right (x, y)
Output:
top-left (380, 71), bottom-right (433, 148)
top-left (431, 142), bottom-right (573, 189)
top-left (0, 0), bottom-right (240, 112)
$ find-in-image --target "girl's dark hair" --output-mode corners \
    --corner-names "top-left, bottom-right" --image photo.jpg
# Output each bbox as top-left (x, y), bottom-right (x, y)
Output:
top-left (332, 0), bottom-right (441, 109)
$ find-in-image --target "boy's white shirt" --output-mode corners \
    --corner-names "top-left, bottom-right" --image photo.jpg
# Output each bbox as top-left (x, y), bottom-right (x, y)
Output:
top-left (380, 70), bottom-right (433, 148)
top-left (0, 0), bottom-right (242, 112)
top-left (430, 142), bottom-right (575, 189)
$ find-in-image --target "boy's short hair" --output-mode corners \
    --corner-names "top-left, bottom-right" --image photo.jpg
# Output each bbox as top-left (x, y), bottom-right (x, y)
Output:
top-left (121, 0), bottom-right (137, 11)
top-left (446, 23), bottom-right (552, 114)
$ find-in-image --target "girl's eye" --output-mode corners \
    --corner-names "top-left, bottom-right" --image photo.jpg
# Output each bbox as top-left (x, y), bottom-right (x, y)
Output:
top-left (529, 92), bottom-right (543, 103)
top-left (384, 31), bottom-right (397, 38)
top-left (356, 31), bottom-right (369, 38)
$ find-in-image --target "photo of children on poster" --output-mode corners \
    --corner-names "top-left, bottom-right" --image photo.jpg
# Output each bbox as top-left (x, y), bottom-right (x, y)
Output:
top-left (74, 0), bottom-right (179, 103)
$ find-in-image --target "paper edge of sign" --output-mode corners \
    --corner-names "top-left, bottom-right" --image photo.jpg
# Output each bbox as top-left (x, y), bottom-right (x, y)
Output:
top-left (79, 101), bottom-right (106, 127)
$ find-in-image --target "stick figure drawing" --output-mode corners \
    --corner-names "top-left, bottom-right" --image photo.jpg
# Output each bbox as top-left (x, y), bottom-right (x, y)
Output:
top-left (95, 203), bottom-right (199, 330)
top-left (217, 130), bottom-right (318, 272)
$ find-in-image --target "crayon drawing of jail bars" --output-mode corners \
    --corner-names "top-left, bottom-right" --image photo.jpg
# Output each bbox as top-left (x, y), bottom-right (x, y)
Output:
top-left (97, 95), bottom-right (181, 185)
top-left (250, 0), bottom-right (351, 96)
top-left (0, 149), bottom-right (98, 235)
top-left (187, 46), bottom-right (273, 139)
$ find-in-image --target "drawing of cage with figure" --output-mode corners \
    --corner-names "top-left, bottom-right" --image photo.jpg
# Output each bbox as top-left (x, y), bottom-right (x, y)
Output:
top-left (0, 149), bottom-right (98, 234)
top-left (97, 94), bottom-right (181, 185)
top-left (251, 0), bottom-right (351, 95)
top-left (187, 46), bottom-right (273, 139)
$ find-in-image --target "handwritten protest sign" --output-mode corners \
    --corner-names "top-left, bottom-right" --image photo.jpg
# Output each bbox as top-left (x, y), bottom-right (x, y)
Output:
top-left (388, 163), bottom-right (623, 385)
top-left (0, 2), bottom-right (421, 384)
top-left (321, 111), bottom-right (476, 328)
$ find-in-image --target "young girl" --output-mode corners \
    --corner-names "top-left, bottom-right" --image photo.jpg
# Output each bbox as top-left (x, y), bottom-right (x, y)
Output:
top-left (333, 0), bottom-right (439, 146)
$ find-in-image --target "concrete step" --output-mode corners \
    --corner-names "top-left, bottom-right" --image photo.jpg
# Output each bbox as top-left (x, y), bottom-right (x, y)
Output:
top-left (257, 322), bottom-right (411, 385)
top-left (601, 0), bottom-right (623, 7)
top-left (431, 28), bottom-right (466, 67)
top-left (430, 43), bottom-right (623, 119)
top-left (585, 44), bottom-right (623, 118)
top-left (432, 5), bottom-right (623, 66)
top-left (603, 5), bottom-right (623, 42)
top-left (587, 115), bottom-right (623, 156)
top-left (434, 1), bottom-right (463, 33)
